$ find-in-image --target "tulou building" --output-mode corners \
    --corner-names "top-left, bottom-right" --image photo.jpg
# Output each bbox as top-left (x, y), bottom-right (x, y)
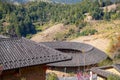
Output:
top-left (41, 42), bottom-right (107, 76)
top-left (0, 37), bottom-right (72, 80)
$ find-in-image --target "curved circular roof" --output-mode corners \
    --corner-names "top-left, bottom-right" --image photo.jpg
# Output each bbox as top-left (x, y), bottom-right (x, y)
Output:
top-left (40, 42), bottom-right (107, 67)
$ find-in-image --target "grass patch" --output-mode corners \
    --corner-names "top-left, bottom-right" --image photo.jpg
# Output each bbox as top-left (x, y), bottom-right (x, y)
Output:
top-left (34, 22), bottom-right (54, 33)
top-left (46, 73), bottom-right (58, 80)
top-left (98, 57), bottom-right (113, 66)
top-left (107, 75), bottom-right (120, 80)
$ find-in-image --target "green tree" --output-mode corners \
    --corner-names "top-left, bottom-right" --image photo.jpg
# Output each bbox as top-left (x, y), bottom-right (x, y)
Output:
top-left (15, 25), bottom-right (21, 36)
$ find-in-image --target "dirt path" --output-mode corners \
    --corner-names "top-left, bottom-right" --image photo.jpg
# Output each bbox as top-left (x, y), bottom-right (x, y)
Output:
top-left (71, 35), bottom-right (110, 53)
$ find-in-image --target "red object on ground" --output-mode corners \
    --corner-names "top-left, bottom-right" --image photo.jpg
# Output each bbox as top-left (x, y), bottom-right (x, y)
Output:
top-left (77, 72), bottom-right (90, 80)
top-left (0, 65), bottom-right (3, 75)
top-left (77, 72), bottom-right (83, 80)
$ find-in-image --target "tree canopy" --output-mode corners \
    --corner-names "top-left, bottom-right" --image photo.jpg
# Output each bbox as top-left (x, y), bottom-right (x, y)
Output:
top-left (0, 0), bottom-right (119, 37)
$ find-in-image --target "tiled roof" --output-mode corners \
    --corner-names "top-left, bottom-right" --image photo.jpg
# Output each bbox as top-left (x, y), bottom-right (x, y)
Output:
top-left (113, 64), bottom-right (120, 73)
top-left (91, 68), bottom-right (112, 78)
top-left (40, 42), bottom-right (107, 67)
top-left (0, 35), bottom-right (8, 38)
top-left (91, 64), bottom-right (120, 78)
top-left (0, 38), bottom-right (72, 70)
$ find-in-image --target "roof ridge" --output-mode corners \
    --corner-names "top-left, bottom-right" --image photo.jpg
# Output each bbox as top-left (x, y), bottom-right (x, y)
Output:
top-left (0, 35), bottom-right (8, 38)
top-left (0, 37), bottom-right (22, 42)
top-left (40, 42), bottom-right (94, 53)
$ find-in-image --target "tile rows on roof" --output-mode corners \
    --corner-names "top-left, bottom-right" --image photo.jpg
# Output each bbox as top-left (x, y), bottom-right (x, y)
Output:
top-left (0, 37), bottom-right (72, 70)
top-left (41, 42), bottom-right (93, 53)
top-left (40, 42), bottom-right (107, 67)
top-left (91, 68), bottom-right (112, 78)
top-left (91, 64), bottom-right (120, 78)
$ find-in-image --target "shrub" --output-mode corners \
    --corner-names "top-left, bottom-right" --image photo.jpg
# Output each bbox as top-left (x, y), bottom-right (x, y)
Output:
top-left (46, 73), bottom-right (58, 80)
top-left (26, 34), bottom-right (32, 39)
top-left (78, 29), bottom-right (98, 36)
top-left (111, 13), bottom-right (119, 20)
top-left (98, 58), bottom-right (113, 66)
top-left (21, 77), bottom-right (26, 80)
top-left (69, 72), bottom-right (75, 77)
top-left (107, 75), bottom-right (120, 80)
top-left (76, 21), bottom-right (87, 30)
top-left (78, 22), bottom-right (87, 29)
top-left (54, 28), bottom-right (76, 41)
top-left (107, 36), bottom-right (120, 58)
top-left (63, 21), bottom-right (70, 25)
top-left (54, 32), bottom-right (66, 41)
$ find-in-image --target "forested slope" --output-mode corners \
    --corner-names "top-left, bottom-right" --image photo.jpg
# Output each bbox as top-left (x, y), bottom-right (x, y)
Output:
top-left (0, 0), bottom-right (120, 37)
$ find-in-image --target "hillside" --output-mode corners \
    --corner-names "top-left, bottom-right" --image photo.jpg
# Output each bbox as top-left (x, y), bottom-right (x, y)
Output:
top-left (31, 24), bottom-right (65, 42)
top-left (31, 23), bottom-right (76, 42)
top-left (1, 0), bottom-right (120, 37)
top-left (71, 35), bottom-right (110, 53)
top-left (31, 20), bottom-right (120, 55)
top-left (1, 0), bottom-right (120, 50)
top-left (72, 20), bottom-right (120, 52)
top-left (1, 0), bottom-right (51, 4)
top-left (1, 0), bottom-right (120, 79)
top-left (52, 0), bottom-right (82, 4)
top-left (2, 0), bottom-right (82, 4)
top-left (2, 0), bottom-right (117, 4)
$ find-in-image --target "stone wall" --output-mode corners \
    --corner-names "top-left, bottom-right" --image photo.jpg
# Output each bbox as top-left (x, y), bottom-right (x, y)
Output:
top-left (0, 65), bottom-right (47, 80)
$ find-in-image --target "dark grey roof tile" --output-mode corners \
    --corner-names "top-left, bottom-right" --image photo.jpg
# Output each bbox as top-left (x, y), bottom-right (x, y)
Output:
top-left (113, 64), bottom-right (120, 73)
top-left (91, 68), bottom-right (112, 78)
top-left (91, 64), bottom-right (120, 78)
top-left (0, 38), bottom-right (72, 70)
top-left (40, 42), bottom-right (107, 67)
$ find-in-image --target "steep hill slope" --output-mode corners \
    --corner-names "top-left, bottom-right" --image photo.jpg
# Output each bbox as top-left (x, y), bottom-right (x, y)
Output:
top-left (3, 0), bottom-right (82, 4)
top-left (71, 35), bottom-right (110, 53)
top-left (31, 24), bottom-right (67, 42)
top-left (31, 20), bottom-right (120, 54)
top-left (52, 0), bottom-right (82, 4)
top-left (71, 20), bottom-right (120, 54)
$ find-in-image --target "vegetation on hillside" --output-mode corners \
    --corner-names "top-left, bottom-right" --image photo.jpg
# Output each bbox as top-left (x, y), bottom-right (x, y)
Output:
top-left (0, 0), bottom-right (120, 37)
top-left (107, 75), bottom-right (120, 80)
top-left (107, 35), bottom-right (120, 63)
top-left (46, 73), bottom-right (58, 80)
